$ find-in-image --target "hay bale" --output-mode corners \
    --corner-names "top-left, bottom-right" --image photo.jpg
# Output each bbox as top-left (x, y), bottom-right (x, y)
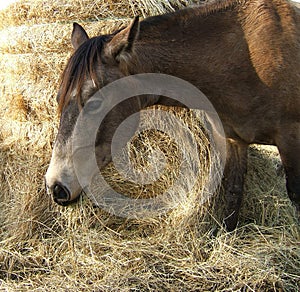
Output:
top-left (0, 0), bottom-right (201, 29)
top-left (0, 20), bottom-right (131, 55)
top-left (0, 0), bottom-right (299, 290)
top-left (0, 0), bottom-right (133, 29)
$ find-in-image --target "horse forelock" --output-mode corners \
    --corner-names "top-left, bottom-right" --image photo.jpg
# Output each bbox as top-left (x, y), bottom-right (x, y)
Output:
top-left (58, 36), bottom-right (109, 113)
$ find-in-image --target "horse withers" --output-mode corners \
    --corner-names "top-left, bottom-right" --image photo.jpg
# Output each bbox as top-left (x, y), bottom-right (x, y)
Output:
top-left (45, 0), bottom-right (300, 231)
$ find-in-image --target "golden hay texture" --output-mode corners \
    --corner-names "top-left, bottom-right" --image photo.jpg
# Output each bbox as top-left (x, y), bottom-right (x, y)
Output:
top-left (0, 0), bottom-right (200, 29)
top-left (0, 0), bottom-right (299, 290)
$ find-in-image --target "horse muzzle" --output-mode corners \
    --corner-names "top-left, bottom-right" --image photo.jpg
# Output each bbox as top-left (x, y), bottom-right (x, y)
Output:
top-left (44, 160), bottom-right (84, 206)
top-left (45, 179), bottom-right (82, 206)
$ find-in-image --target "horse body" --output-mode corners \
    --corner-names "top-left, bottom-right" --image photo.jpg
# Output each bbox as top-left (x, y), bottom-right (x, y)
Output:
top-left (46, 0), bottom-right (300, 230)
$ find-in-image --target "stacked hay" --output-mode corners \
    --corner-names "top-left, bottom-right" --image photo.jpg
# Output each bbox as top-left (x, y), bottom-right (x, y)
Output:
top-left (0, 0), bottom-right (299, 290)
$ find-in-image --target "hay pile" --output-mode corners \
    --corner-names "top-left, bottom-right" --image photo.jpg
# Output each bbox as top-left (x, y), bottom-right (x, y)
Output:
top-left (0, 0), bottom-right (299, 290)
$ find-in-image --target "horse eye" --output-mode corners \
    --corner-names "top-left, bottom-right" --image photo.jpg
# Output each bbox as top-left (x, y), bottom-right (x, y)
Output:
top-left (85, 98), bottom-right (103, 115)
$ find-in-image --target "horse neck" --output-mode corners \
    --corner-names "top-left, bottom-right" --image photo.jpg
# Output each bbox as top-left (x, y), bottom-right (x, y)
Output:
top-left (122, 6), bottom-right (238, 108)
top-left (130, 12), bottom-right (194, 74)
top-left (126, 5), bottom-right (238, 75)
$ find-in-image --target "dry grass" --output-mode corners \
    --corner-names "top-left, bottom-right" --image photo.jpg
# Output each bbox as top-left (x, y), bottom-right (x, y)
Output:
top-left (0, 0), bottom-right (200, 29)
top-left (0, 0), bottom-right (299, 291)
top-left (0, 0), bottom-right (132, 29)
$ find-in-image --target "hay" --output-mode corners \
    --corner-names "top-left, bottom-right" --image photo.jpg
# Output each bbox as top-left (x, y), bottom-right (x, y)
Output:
top-left (0, 20), bottom-right (131, 54)
top-left (0, 0), bottom-right (299, 290)
top-left (0, 0), bottom-right (133, 29)
top-left (0, 0), bottom-right (201, 29)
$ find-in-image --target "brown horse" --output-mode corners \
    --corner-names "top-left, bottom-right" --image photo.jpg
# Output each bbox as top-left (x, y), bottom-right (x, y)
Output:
top-left (45, 0), bottom-right (300, 231)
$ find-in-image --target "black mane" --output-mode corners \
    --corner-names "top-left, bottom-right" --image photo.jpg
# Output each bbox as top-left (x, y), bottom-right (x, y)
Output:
top-left (58, 35), bottom-right (109, 111)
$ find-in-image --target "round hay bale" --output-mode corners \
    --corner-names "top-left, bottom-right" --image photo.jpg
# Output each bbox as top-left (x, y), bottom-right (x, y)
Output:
top-left (0, 19), bottom-right (131, 54)
top-left (0, 52), bottom-right (65, 124)
top-left (0, 0), bottom-right (134, 29)
top-left (0, 0), bottom-right (202, 29)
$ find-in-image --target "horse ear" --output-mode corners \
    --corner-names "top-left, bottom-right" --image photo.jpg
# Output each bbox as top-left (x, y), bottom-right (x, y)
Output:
top-left (71, 23), bottom-right (89, 50)
top-left (105, 16), bottom-right (140, 61)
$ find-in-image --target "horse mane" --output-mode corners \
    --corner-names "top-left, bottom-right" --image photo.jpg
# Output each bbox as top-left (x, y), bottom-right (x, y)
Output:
top-left (58, 35), bottom-right (110, 112)
top-left (196, 0), bottom-right (242, 15)
top-left (140, 0), bottom-right (241, 27)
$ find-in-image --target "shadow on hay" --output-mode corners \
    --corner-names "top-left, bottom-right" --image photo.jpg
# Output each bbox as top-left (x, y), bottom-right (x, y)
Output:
top-left (241, 146), bottom-right (297, 226)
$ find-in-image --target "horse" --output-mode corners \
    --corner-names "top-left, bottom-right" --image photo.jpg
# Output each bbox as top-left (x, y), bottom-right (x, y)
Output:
top-left (45, 0), bottom-right (300, 231)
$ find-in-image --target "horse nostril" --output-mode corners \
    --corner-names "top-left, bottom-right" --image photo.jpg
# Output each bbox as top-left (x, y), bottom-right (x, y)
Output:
top-left (52, 183), bottom-right (70, 204)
